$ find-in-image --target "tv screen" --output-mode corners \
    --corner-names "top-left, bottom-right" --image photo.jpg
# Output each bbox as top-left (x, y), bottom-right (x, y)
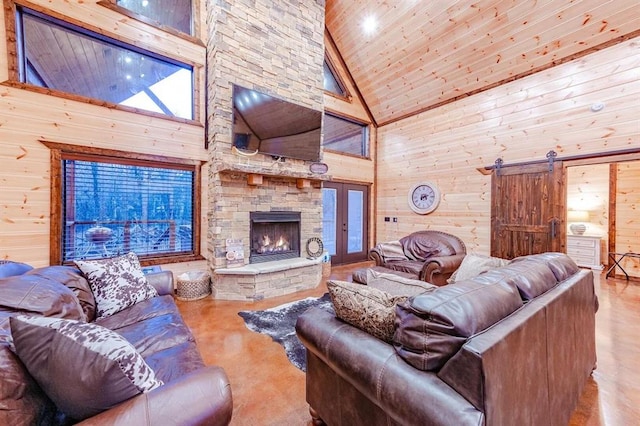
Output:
top-left (231, 85), bottom-right (322, 162)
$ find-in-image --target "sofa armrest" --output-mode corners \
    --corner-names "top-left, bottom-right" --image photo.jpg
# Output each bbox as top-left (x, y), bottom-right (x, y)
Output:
top-left (146, 271), bottom-right (174, 296)
top-left (76, 366), bottom-right (232, 426)
top-left (420, 254), bottom-right (466, 286)
top-left (369, 241), bottom-right (406, 266)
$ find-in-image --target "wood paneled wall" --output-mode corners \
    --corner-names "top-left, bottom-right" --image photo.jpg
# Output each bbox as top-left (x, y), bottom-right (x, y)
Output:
top-left (375, 38), bottom-right (639, 256)
top-left (0, 1), bottom-right (208, 269)
top-left (615, 162), bottom-right (640, 277)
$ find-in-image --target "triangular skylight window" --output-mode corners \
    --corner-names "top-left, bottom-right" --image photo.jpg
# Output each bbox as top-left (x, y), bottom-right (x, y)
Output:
top-left (323, 58), bottom-right (347, 97)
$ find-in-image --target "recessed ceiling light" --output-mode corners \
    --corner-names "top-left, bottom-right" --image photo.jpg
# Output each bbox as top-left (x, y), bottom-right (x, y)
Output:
top-left (362, 15), bottom-right (378, 35)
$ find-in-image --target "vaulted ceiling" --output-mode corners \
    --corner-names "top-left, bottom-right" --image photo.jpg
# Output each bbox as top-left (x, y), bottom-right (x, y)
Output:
top-left (325, 0), bottom-right (640, 126)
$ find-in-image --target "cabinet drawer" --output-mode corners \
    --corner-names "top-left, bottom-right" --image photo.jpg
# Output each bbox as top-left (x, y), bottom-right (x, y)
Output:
top-left (568, 247), bottom-right (596, 257)
top-left (567, 238), bottom-right (597, 248)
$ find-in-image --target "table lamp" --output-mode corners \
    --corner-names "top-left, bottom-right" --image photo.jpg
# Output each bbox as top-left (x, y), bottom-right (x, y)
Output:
top-left (567, 210), bottom-right (589, 235)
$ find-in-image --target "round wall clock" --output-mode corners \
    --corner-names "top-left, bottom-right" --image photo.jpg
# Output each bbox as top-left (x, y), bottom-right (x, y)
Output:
top-left (408, 181), bottom-right (441, 215)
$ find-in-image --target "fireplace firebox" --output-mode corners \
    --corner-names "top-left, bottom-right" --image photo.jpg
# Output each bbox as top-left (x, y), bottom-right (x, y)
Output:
top-left (249, 211), bottom-right (301, 263)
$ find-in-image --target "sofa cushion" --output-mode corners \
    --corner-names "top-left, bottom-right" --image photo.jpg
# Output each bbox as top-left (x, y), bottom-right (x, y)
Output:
top-left (394, 278), bottom-right (523, 371)
top-left (383, 259), bottom-right (424, 277)
top-left (366, 268), bottom-right (437, 297)
top-left (74, 252), bottom-right (158, 320)
top-left (448, 253), bottom-right (510, 283)
top-left (327, 280), bottom-right (407, 342)
top-left (0, 274), bottom-right (84, 320)
top-left (25, 266), bottom-right (96, 322)
top-left (9, 315), bottom-right (163, 421)
top-left (512, 252), bottom-right (579, 282)
top-left (0, 313), bottom-right (58, 426)
top-left (479, 258), bottom-right (558, 301)
top-left (0, 260), bottom-right (33, 278)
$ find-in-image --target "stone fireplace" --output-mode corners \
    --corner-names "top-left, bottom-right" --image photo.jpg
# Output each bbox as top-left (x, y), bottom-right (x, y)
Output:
top-left (205, 1), bottom-right (326, 300)
top-left (249, 211), bottom-right (301, 263)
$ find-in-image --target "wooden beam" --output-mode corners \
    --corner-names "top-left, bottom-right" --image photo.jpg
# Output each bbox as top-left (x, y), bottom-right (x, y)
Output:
top-left (247, 174), bottom-right (263, 185)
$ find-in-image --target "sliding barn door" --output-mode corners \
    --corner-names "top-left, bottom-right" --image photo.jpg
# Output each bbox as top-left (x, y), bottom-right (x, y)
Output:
top-left (491, 162), bottom-right (566, 259)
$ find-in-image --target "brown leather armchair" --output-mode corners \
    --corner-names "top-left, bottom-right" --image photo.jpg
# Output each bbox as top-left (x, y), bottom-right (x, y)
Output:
top-left (369, 231), bottom-right (466, 286)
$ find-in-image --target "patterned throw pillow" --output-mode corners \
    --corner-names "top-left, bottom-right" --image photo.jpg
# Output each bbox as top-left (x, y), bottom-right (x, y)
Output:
top-left (327, 280), bottom-right (407, 342)
top-left (9, 315), bottom-right (163, 421)
top-left (74, 252), bottom-right (158, 319)
top-left (447, 253), bottom-right (510, 283)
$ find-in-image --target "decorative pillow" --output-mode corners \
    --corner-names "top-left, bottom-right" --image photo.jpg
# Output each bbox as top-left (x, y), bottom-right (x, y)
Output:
top-left (366, 269), bottom-right (437, 297)
top-left (327, 280), bottom-right (407, 342)
top-left (74, 252), bottom-right (158, 319)
top-left (9, 315), bottom-right (163, 421)
top-left (447, 253), bottom-right (510, 283)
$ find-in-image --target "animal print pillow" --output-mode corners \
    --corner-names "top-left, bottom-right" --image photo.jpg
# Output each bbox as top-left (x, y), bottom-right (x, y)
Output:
top-left (327, 280), bottom-right (407, 342)
top-left (74, 252), bottom-right (158, 319)
top-left (10, 315), bottom-right (163, 421)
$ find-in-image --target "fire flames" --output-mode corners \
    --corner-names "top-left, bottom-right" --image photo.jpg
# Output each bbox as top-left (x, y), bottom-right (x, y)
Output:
top-left (257, 234), bottom-right (290, 253)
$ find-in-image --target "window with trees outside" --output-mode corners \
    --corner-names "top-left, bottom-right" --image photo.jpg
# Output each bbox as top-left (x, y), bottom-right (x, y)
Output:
top-left (16, 6), bottom-right (194, 120)
top-left (322, 113), bottom-right (369, 158)
top-left (45, 143), bottom-right (201, 265)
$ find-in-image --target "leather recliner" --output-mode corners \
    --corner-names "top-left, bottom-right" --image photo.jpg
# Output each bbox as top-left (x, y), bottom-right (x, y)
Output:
top-left (369, 230), bottom-right (466, 286)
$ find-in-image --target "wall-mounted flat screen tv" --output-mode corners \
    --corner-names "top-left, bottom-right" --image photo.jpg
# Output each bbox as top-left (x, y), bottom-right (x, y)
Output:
top-left (232, 84), bottom-right (322, 162)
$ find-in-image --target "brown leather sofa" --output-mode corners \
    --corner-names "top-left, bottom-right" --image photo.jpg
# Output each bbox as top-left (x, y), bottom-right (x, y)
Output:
top-left (297, 252), bottom-right (598, 426)
top-left (369, 230), bottom-right (466, 285)
top-left (0, 263), bottom-right (232, 426)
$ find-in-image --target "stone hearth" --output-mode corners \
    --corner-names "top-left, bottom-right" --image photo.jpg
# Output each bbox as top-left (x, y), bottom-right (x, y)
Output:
top-left (214, 256), bottom-right (322, 300)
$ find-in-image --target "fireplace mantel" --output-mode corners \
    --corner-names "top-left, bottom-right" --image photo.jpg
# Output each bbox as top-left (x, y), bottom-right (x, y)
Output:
top-left (216, 161), bottom-right (332, 182)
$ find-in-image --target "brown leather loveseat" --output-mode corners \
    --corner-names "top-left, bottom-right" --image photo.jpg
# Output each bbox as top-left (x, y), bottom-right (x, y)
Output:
top-left (369, 230), bottom-right (466, 285)
top-left (297, 252), bottom-right (597, 425)
top-left (0, 262), bottom-right (232, 425)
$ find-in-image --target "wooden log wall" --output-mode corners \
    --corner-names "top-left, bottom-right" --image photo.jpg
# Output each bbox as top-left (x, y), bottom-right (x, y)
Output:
top-left (375, 38), bottom-right (639, 262)
top-left (0, 0), bottom-right (208, 271)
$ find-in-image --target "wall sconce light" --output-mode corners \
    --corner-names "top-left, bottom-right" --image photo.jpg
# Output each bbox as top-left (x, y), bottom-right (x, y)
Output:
top-left (567, 210), bottom-right (589, 235)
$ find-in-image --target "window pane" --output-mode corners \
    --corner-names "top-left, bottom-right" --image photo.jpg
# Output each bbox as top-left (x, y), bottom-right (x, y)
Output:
top-left (323, 60), bottom-right (346, 96)
top-left (19, 8), bottom-right (193, 119)
top-left (117, 0), bottom-right (192, 35)
top-left (323, 114), bottom-right (369, 157)
top-left (62, 159), bottom-right (195, 262)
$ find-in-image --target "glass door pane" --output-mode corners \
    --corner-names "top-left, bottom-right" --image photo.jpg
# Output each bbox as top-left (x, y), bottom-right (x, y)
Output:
top-left (322, 188), bottom-right (337, 256)
top-left (347, 189), bottom-right (363, 253)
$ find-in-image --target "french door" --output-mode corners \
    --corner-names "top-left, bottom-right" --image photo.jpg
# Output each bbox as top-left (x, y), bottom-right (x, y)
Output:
top-left (322, 182), bottom-right (369, 264)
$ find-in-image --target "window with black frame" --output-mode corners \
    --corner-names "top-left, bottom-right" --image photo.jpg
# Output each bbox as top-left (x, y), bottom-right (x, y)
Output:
top-left (322, 113), bottom-right (369, 157)
top-left (16, 7), bottom-right (194, 119)
top-left (115, 0), bottom-right (193, 35)
top-left (60, 155), bottom-right (196, 263)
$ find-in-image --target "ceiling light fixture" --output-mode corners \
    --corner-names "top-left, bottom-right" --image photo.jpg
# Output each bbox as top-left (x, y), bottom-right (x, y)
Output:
top-left (362, 15), bottom-right (378, 35)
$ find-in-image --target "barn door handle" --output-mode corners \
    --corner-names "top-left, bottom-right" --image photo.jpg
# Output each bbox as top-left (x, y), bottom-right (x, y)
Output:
top-left (550, 218), bottom-right (558, 238)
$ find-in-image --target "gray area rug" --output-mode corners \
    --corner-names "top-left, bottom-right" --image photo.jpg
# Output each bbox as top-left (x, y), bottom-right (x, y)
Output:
top-left (238, 293), bottom-right (333, 372)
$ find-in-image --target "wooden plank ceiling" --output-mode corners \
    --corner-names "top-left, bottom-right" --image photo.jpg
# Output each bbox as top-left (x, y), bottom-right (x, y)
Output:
top-left (325, 0), bottom-right (640, 126)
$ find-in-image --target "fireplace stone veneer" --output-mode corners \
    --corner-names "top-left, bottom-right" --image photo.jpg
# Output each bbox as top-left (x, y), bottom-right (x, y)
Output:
top-left (213, 256), bottom-right (323, 300)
